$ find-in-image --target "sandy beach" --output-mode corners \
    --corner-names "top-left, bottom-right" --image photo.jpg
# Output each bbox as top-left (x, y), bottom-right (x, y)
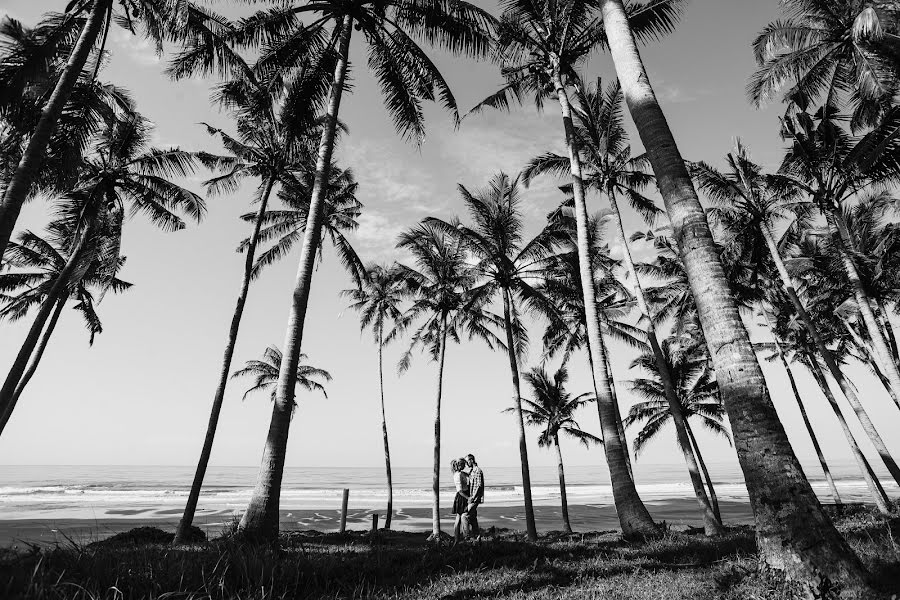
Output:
top-left (1, 500), bottom-right (756, 547)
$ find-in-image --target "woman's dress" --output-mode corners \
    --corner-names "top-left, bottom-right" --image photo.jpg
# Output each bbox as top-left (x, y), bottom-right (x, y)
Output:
top-left (452, 471), bottom-right (469, 515)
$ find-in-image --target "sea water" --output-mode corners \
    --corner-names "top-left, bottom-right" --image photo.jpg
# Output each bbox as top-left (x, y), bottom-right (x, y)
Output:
top-left (0, 462), bottom-right (895, 522)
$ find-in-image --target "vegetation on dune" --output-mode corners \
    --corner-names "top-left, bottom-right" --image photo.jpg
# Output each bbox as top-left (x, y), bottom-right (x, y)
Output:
top-left (4, 0), bottom-right (900, 597)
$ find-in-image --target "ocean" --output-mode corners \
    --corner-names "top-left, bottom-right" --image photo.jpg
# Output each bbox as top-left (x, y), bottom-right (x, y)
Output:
top-left (0, 463), bottom-right (896, 544)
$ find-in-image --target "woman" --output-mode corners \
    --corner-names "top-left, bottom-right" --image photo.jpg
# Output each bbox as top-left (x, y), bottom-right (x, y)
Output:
top-left (451, 457), bottom-right (470, 543)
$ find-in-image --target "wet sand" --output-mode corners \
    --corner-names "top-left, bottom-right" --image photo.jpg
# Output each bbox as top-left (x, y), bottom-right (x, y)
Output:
top-left (0, 499), bottom-right (757, 547)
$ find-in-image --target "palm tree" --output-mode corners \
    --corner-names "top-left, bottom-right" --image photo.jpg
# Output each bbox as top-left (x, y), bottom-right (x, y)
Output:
top-left (228, 0), bottom-right (495, 540)
top-left (0, 113), bottom-right (204, 434)
top-left (750, 0), bottom-right (900, 131)
top-left (0, 224), bottom-right (130, 433)
top-left (173, 52), bottom-right (334, 543)
top-left (525, 77), bottom-right (722, 535)
top-left (232, 346), bottom-right (331, 407)
top-left (754, 308), bottom-right (842, 507)
top-left (0, 13), bottom-right (133, 197)
top-left (697, 141), bottom-right (900, 489)
top-left (394, 222), bottom-right (506, 540)
top-left (425, 173), bottom-right (558, 540)
top-left (237, 167), bottom-right (364, 284)
top-left (780, 109), bottom-right (900, 445)
top-left (341, 264), bottom-right (406, 530)
top-left (0, 0), bottom-right (193, 258)
top-left (472, 0), bottom-right (684, 538)
top-left (513, 366), bottom-right (600, 533)
top-left (624, 336), bottom-right (731, 524)
top-left (598, 0), bottom-right (870, 589)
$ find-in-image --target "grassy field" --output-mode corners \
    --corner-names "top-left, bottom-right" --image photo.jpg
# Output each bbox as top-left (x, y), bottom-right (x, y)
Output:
top-left (1, 505), bottom-right (898, 599)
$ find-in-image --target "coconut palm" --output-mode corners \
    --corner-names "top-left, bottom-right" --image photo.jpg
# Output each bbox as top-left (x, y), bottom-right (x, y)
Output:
top-left (779, 109), bottom-right (900, 442)
top-left (0, 0), bottom-right (195, 259)
top-left (598, 0), bottom-right (869, 588)
top-left (694, 140), bottom-right (900, 489)
top-left (237, 167), bottom-right (364, 284)
top-left (471, 0), bottom-right (684, 538)
top-left (173, 52), bottom-right (336, 543)
top-left (232, 346), bottom-right (331, 408)
top-left (755, 307), bottom-right (842, 507)
top-left (624, 336), bottom-right (731, 523)
top-left (525, 76), bottom-right (721, 534)
top-left (512, 366), bottom-right (600, 533)
top-left (0, 112), bottom-right (204, 434)
top-left (393, 222), bottom-right (506, 540)
top-left (425, 173), bottom-right (559, 540)
top-left (225, 0), bottom-right (495, 541)
top-left (341, 264), bottom-right (406, 530)
top-left (750, 0), bottom-right (900, 131)
top-left (0, 224), bottom-right (130, 433)
top-left (0, 13), bottom-right (134, 198)
top-left (538, 206), bottom-right (644, 477)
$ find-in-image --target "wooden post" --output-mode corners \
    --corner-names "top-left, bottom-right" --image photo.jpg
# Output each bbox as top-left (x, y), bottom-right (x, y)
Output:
top-left (371, 513), bottom-right (379, 532)
top-left (340, 488), bottom-right (349, 534)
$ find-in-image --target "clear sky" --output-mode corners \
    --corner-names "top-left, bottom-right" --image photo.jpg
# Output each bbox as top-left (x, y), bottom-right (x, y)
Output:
top-left (1, 0), bottom-right (898, 484)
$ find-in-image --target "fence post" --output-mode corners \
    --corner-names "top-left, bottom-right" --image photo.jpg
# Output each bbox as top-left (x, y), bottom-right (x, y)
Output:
top-left (340, 488), bottom-right (349, 534)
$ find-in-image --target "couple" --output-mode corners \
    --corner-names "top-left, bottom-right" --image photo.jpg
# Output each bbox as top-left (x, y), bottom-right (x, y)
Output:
top-left (451, 453), bottom-right (483, 543)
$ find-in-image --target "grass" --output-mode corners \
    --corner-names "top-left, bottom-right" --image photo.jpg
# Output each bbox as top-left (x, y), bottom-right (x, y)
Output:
top-left (1, 507), bottom-right (898, 600)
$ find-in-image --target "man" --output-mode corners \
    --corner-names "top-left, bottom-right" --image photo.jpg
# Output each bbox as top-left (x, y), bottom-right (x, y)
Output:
top-left (465, 453), bottom-right (484, 537)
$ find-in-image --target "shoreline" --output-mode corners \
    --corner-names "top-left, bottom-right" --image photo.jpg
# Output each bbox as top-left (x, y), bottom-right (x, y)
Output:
top-left (2, 499), bottom-right (761, 547)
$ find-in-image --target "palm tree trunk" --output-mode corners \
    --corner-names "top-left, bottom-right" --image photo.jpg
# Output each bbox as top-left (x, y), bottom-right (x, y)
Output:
top-left (874, 301), bottom-right (899, 365)
top-left (599, 336), bottom-right (633, 479)
top-left (0, 0), bottom-right (110, 258)
top-left (238, 16), bottom-right (353, 540)
top-left (609, 192), bottom-right (722, 535)
top-left (174, 175), bottom-right (276, 544)
top-left (840, 315), bottom-right (900, 412)
top-left (684, 421), bottom-right (722, 524)
top-left (0, 297), bottom-right (66, 433)
top-left (550, 63), bottom-right (657, 539)
top-left (828, 210), bottom-right (900, 398)
top-left (501, 288), bottom-right (537, 540)
top-left (598, 0), bottom-right (869, 588)
top-left (430, 316), bottom-right (449, 540)
top-left (378, 326), bottom-right (393, 530)
top-left (803, 352), bottom-right (891, 515)
top-left (761, 310), bottom-right (842, 507)
top-left (760, 221), bottom-right (900, 486)
top-left (0, 230), bottom-right (88, 436)
top-left (554, 434), bottom-right (572, 533)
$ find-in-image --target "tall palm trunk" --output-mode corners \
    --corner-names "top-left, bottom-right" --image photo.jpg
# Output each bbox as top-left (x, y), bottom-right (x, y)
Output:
top-left (829, 211), bottom-right (900, 405)
top-left (761, 310), bottom-right (842, 506)
top-left (0, 231), bottom-right (88, 436)
top-left (840, 315), bottom-right (900, 412)
top-left (684, 421), bottom-right (721, 523)
top-left (874, 301), bottom-right (899, 364)
top-left (550, 64), bottom-right (657, 538)
top-left (501, 287), bottom-right (537, 540)
top-left (803, 352), bottom-right (891, 515)
top-left (553, 433), bottom-right (572, 533)
top-left (0, 0), bottom-right (110, 258)
top-left (175, 175), bottom-right (276, 544)
top-left (760, 221), bottom-right (900, 486)
top-left (609, 191), bottom-right (722, 535)
top-left (599, 0), bottom-right (868, 588)
top-left (238, 16), bottom-right (353, 540)
top-left (0, 298), bottom-right (66, 432)
top-left (430, 316), bottom-right (449, 539)
top-left (599, 336), bottom-right (633, 479)
top-left (378, 325), bottom-right (393, 529)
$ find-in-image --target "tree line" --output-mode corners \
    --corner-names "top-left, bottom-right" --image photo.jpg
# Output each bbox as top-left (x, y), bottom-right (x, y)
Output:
top-left (2, 0), bottom-right (900, 597)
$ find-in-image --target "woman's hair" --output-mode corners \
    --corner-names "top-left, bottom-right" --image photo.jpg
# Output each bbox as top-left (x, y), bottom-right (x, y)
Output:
top-left (450, 459), bottom-right (460, 472)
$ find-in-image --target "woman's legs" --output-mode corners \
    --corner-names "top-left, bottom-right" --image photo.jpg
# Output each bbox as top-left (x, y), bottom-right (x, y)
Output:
top-left (453, 513), bottom-right (461, 543)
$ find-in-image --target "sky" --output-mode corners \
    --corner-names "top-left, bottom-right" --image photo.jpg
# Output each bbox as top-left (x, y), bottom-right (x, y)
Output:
top-left (1, 0), bottom-right (899, 486)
